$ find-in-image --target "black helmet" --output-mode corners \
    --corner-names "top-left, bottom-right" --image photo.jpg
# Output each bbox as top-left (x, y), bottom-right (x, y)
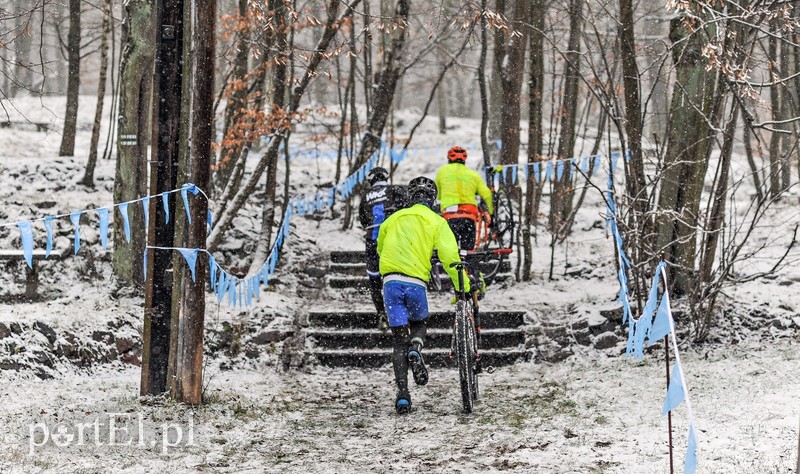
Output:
top-left (367, 167), bottom-right (389, 185)
top-left (408, 176), bottom-right (437, 208)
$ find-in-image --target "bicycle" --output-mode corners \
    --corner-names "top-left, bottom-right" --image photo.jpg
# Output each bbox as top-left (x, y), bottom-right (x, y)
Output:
top-left (471, 170), bottom-right (515, 283)
top-left (450, 260), bottom-right (480, 414)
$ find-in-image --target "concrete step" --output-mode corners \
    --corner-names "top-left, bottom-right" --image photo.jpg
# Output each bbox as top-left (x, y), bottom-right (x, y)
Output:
top-left (308, 310), bottom-right (525, 329)
top-left (307, 348), bottom-right (532, 368)
top-left (329, 262), bottom-right (368, 276)
top-left (330, 251), bottom-right (365, 264)
top-left (306, 327), bottom-right (525, 350)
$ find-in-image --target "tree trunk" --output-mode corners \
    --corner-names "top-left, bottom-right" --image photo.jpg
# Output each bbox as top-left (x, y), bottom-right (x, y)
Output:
top-left (655, 10), bottom-right (717, 296)
top-left (768, 20), bottom-right (784, 198)
top-left (487, 0), bottom-right (505, 146)
top-left (522, 0), bottom-right (544, 281)
top-left (11, 0), bottom-right (34, 97)
top-left (174, 0), bottom-right (214, 406)
top-left (618, 0), bottom-right (649, 295)
top-left (477, 0), bottom-right (491, 174)
top-left (437, 48), bottom-right (447, 134)
top-left (216, 0), bottom-right (250, 193)
top-left (250, 0), bottom-right (288, 271)
top-left (80, 0), bottom-right (111, 187)
top-left (112, 0), bottom-right (156, 285)
top-left (142, 0), bottom-right (185, 397)
top-left (550, 0), bottom-right (582, 231)
top-left (498, 0), bottom-right (531, 170)
top-left (59, 0), bottom-right (81, 156)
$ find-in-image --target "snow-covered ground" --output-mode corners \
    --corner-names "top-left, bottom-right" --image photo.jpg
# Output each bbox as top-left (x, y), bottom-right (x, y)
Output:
top-left (1, 95), bottom-right (800, 472)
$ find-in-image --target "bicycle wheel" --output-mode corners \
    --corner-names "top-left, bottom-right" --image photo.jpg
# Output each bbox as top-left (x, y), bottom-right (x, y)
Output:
top-left (455, 300), bottom-right (475, 413)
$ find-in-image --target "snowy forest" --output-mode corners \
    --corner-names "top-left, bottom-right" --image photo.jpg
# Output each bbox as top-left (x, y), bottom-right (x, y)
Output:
top-left (2, 0), bottom-right (800, 472)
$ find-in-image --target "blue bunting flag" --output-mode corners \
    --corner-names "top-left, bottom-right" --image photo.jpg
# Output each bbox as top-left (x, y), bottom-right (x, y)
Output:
top-left (545, 161), bottom-right (553, 181)
top-left (662, 362), bottom-right (686, 415)
top-left (98, 208), bottom-right (109, 251)
top-left (556, 160), bottom-right (564, 181)
top-left (533, 162), bottom-right (541, 182)
top-left (70, 211), bottom-right (82, 255)
top-left (178, 248), bottom-right (199, 282)
top-left (648, 291), bottom-right (673, 347)
top-left (44, 216), bottom-right (55, 258)
top-left (142, 196), bottom-right (150, 230)
top-left (16, 222), bottom-right (34, 269)
top-left (685, 424), bottom-right (697, 474)
top-left (181, 187), bottom-right (192, 224)
top-left (162, 192), bottom-right (170, 224)
top-left (118, 202), bottom-right (131, 243)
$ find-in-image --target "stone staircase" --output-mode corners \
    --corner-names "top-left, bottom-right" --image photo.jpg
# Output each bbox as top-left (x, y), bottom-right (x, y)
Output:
top-left (304, 310), bottom-right (531, 368)
top-left (302, 248), bottom-right (531, 368)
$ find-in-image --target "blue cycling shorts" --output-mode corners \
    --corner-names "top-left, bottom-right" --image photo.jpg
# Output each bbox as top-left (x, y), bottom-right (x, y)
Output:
top-left (383, 280), bottom-right (429, 328)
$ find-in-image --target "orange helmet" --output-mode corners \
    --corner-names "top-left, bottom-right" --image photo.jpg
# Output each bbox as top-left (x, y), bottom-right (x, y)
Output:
top-left (447, 146), bottom-right (467, 163)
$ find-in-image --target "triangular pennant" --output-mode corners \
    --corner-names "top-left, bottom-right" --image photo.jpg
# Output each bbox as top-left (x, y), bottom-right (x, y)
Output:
top-left (501, 166), bottom-right (508, 184)
top-left (545, 161), bottom-right (553, 181)
top-left (143, 247), bottom-right (148, 282)
top-left (533, 162), bottom-right (541, 182)
top-left (178, 248), bottom-right (199, 282)
top-left (142, 196), bottom-right (150, 230)
top-left (252, 275), bottom-right (260, 301)
top-left (593, 154), bottom-right (602, 173)
top-left (97, 207), bottom-right (109, 251)
top-left (556, 160), bottom-right (564, 181)
top-left (662, 362), bottom-right (686, 415)
top-left (216, 271), bottom-right (227, 303)
top-left (511, 165), bottom-right (518, 185)
top-left (648, 291), bottom-right (673, 347)
top-left (16, 222), bottom-right (34, 269)
top-left (228, 277), bottom-right (236, 307)
top-left (44, 216), bottom-right (55, 258)
top-left (581, 156), bottom-right (589, 174)
top-left (181, 187), bottom-right (192, 224)
top-left (70, 211), bottom-right (82, 255)
top-left (118, 202), bottom-right (131, 243)
top-left (162, 192), bottom-right (170, 224)
top-left (209, 255), bottom-right (218, 292)
top-left (685, 424), bottom-right (697, 474)
top-left (207, 210), bottom-right (213, 230)
top-left (245, 279), bottom-right (253, 307)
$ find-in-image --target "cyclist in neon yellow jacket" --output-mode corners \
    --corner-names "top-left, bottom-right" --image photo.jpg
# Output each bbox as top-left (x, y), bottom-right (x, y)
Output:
top-left (435, 146), bottom-right (493, 252)
top-left (377, 176), bottom-right (469, 414)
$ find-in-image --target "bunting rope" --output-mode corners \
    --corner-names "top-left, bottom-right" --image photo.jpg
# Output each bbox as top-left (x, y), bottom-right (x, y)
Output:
top-left (1, 183), bottom-right (210, 269)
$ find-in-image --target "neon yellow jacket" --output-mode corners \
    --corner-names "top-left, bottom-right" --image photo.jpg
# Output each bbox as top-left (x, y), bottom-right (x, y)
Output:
top-left (377, 204), bottom-right (470, 292)
top-left (435, 163), bottom-right (493, 214)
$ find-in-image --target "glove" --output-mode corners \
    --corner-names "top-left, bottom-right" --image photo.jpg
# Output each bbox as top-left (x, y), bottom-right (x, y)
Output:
top-left (469, 272), bottom-right (486, 301)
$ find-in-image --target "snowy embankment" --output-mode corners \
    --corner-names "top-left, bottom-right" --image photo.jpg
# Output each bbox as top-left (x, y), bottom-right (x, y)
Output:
top-left (1, 95), bottom-right (799, 472)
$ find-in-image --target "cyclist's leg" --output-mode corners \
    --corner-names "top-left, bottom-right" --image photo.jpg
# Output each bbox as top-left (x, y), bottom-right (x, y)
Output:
top-left (365, 239), bottom-right (386, 319)
top-left (404, 283), bottom-right (430, 386)
top-left (384, 281), bottom-right (412, 410)
top-left (447, 217), bottom-right (476, 252)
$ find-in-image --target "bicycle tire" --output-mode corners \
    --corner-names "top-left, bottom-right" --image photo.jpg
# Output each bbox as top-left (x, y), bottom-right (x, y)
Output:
top-left (469, 317), bottom-right (479, 401)
top-left (456, 300), bottom-right (474, 413)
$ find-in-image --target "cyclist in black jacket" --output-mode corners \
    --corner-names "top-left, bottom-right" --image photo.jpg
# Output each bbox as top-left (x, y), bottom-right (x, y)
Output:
top-left (358, 167), bottom-right (407, 330)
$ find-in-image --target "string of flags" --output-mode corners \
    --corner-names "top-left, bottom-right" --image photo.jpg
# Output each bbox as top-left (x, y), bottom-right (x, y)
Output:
top-left (3, 183), bottom-right (210, 270)
top-left (485, 148), bottom-right (630, 186)
top-left (277, 139), bottom-right (487, 163)
top-left (604, 153), bottom-right (697, 474)
top-left (145, 141), bottom-right (405, 308)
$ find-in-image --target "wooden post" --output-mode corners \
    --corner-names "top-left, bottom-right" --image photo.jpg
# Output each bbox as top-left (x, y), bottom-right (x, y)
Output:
top-left (174, 0), bottom-right (214, 405)
top-left (141, 0), bottom-right (184, 396)
top-left (665, 335), bottom-right (674, 474)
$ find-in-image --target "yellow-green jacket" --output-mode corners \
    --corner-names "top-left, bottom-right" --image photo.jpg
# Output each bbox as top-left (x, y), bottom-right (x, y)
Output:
top-left (435, 163), bottom-right (493, 214)
top-left (377, 204), bottom-right (470, 292)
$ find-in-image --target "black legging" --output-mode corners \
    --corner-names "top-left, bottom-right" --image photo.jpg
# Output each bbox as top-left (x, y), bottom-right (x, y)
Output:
top-left (391, 320), bottom-right (427, 393)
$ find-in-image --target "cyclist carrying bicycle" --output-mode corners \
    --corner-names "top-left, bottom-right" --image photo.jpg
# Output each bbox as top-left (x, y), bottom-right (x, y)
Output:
top-left (435, 146), bottom-right (494, 253)
top-left (377, 176), bottom-right (469, 414)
